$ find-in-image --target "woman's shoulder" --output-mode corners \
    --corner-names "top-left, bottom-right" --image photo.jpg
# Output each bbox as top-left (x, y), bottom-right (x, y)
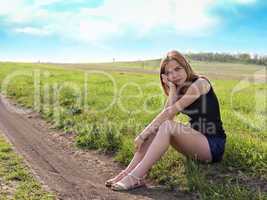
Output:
top-left (194, 75), bottom-right (210, 83)
top-left (192, 75), bottom-right (211, 95)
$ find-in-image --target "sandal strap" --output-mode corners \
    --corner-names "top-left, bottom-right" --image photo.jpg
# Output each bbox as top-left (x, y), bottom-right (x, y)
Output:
top-left (128, 172), bottom-right (144, 184)
top-left (111, 172), bottom-right (145, 190)
top-left (119, 170), bottom-right (127, 176)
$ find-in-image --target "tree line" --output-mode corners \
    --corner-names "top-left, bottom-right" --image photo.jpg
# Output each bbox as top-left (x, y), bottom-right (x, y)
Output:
top-left (185, 52), bottom-right (267, 66)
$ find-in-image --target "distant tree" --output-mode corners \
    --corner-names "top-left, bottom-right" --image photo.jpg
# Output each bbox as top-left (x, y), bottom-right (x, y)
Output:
top-left (185, 52), bottom-right (266, 66)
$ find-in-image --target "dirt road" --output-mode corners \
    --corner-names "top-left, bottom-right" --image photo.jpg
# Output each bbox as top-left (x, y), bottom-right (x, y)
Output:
top-left (0, 95), bottom-right (194, 200)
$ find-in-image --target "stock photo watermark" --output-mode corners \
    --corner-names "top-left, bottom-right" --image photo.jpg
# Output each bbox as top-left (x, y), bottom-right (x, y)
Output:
top-left (1, 67), bottom-right (266, 133)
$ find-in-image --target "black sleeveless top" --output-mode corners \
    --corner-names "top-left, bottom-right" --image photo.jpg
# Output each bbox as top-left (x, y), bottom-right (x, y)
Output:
top-left (180, 77), bottom-right (226, 139)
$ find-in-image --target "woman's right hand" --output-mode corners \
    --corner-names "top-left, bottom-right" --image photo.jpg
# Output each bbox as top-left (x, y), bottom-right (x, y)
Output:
top-left (161, 74), bottom-right (176, 88)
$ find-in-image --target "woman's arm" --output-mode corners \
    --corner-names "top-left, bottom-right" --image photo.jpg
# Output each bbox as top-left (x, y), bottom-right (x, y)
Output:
top-left (139, 78), bottom-right (210, 139)
top-left (164, 85), bottom-right (179, 109)
top-left (162, 74), bottom-right (179, 109)
top-left (164, 85), bottom-right (180, 121)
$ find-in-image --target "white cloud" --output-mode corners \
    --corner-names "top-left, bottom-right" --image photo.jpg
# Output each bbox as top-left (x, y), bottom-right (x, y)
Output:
top-left (14, 26), bottom-right (53, 36)
top-left (233, 0), bottom-right (256, 4)
top-left (0, 0), bottom-right (218, 43)
top-left (80, 0), bottom-right (218, 37)
top-left (34, 0), bottom-right (64, 7)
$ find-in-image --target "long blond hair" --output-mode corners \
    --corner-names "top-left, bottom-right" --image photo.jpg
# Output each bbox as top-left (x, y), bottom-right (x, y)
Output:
top-left (160, 50), bottom-right (199, 97)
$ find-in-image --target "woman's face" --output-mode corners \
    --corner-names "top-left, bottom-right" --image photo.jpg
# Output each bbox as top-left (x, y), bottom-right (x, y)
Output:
top-left (164, 60), bottom-right (187, 86)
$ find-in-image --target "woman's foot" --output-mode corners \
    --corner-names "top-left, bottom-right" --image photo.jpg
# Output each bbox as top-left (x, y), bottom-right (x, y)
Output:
top-left (105, 170), bottom-right (128, 187)
top-left (111, 172), bottom-right (146, 191)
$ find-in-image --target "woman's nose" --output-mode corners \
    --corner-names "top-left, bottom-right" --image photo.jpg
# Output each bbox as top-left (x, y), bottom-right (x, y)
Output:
top-left (172, 74), bottom-right (179, 79)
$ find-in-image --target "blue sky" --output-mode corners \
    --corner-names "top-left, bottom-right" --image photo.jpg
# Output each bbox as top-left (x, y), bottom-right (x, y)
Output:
top-left (0, 0), bottom-right (267, 62)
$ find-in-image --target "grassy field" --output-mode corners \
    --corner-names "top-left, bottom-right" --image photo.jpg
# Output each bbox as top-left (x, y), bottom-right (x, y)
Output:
top-left (0, 133), bottom-right (55, 200)
top-left (0, 60), bottom-right (266, 199)
top-left (7, 59), bottom-right (265, 81)
top-left (43, 59), bottom-right (265, 80)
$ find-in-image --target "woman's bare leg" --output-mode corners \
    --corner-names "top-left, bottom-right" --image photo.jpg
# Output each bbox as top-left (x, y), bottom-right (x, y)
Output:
top-left (123, 131), bottom-right (157, 173)
top-left (106, 130), bottom-right (157, 184)
top-left (113, 120), bottom-right (212, 188)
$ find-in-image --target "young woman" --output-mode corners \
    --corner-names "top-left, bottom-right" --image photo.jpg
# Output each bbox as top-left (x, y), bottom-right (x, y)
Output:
top-left (105, 50), bottom-right (226, 191)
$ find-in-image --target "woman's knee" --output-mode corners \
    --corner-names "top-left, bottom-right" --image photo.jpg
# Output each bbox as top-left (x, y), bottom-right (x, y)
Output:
top-left (138, 133), bottom-right (155, 152)
top-left (158, 120), bottom-right (175, 135)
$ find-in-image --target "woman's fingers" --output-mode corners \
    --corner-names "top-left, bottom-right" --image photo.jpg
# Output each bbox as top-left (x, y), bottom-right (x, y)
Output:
top-left (161, 74), bottom-right (175, 87)
top-left (134, 140), bottom-right (143, 152)
top-left (135, 145), bottom-right (140, 152)
top-left (161, 75), bottom-right (168, 84)
top-left (134, 140), bottom-right (139, 151)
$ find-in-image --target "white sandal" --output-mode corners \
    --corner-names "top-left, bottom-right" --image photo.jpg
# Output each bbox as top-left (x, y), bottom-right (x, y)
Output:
top-left (111, 172), bottom-right (145, 191)
top-left (105, 170), bottom-right (127, 187)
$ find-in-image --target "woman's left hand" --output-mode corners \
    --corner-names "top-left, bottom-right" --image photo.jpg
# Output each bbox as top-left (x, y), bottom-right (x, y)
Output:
top-left (161, 74), bottom-right (176, 89)
top-left (165, 104), bottom-right (180, 119)
top-left (134, 135), bottom-right (145, 152)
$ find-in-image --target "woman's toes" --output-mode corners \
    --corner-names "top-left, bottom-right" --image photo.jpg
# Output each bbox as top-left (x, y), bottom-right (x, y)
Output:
top-left (105, 170), bottom-right (128, 187)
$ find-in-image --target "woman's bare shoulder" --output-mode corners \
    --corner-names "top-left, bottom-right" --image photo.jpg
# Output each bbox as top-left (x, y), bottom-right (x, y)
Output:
top-left (193, 77), bottom-right (211, 95)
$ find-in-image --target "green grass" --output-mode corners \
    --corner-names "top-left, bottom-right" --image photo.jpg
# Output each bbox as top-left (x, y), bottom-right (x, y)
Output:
top-left (0, 61), bottom-right (266, 199)
top-left (2, 58), bottom-right (263, 81)
top-left (0, 135), bottom-right (56, 200)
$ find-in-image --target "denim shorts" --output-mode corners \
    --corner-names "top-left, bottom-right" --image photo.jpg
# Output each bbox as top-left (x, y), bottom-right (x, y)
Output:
top-left (204, 134), bottom-right (226, 163)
